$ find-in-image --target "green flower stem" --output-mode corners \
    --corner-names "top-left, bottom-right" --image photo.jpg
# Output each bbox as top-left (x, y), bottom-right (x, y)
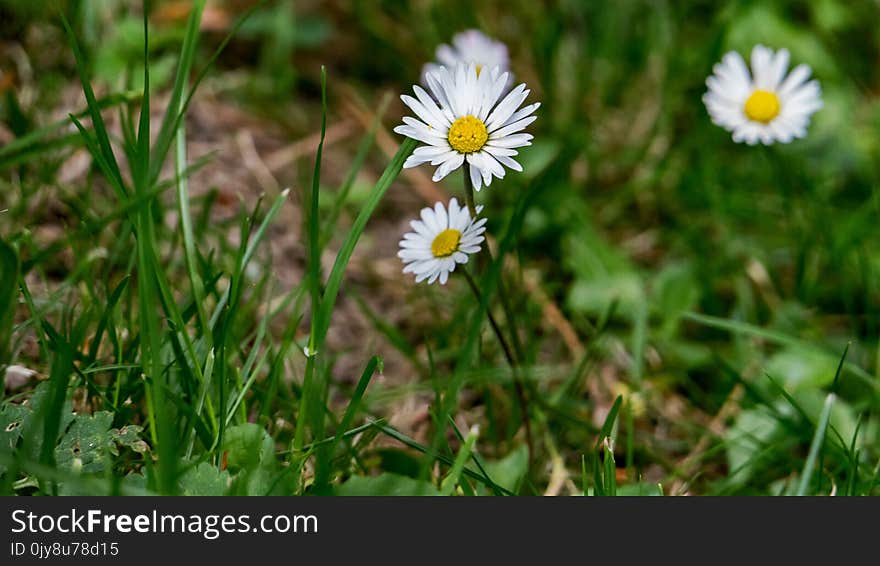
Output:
top-left (462, 269), bottom-right (516, 367)
top-left (462, 163), bottom-right (526, 364)
top-left (463, 165), bottom-right (479, 219)
top-left (462, 260), bottom-right (534, 463)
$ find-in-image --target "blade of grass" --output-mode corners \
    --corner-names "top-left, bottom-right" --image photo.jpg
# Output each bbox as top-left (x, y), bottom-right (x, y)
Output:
top-left (603, 438), bottom-right (617, 496)
top-left (0, 240), bottom-right (20, 367)
top-left (297, 66), bottom-right (331, 482)
top-left (796, 393), bottom-right (835, 496)
top-left (148, 0), bottom-right (267, 188)
top-left (597, 395), bottom-right (623, 449)
top-left (818, 344), bottom-right (849, 495)
top-left (581, 454), bottom-right (588, 496)
top-left (371, 421), bottom-right (514, 495)
top-left (174, 82), bottom-right (211, 345)
top-left (440, 425), bottom-right (480, 496)
top-left (58, 11), bottom-right (126, 196)
top-left (307, 66), bottom-right (328, 357)
top-left (320, 93), bottom-right (392, 248)
top-left (311, 137), bottom-right (417, 349)
top-left (186, 348), bottom-right (215, 459)
top-left (330, 355), bottom-right (381, 458)
top-left (131, 4), bottom-right (176, 494)
top-left (148, 0), bottom-right (205, 184)
top-left (447, 416), bottom-right (503, 496)
top-left (294, 133), bottom-right (416, 480)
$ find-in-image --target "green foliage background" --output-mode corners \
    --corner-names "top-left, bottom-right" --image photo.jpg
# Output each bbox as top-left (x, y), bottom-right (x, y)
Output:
top-left (0, 0), bottom-right (878, 495)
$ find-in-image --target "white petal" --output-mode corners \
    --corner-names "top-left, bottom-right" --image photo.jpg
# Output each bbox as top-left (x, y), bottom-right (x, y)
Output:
top-left (434, 201), bottom-right (448, 229)
top-left (412, 143), bottom-right (453, 158)
top-left (483, 145), bottom-right (519, 157)
top-left (777, 64), bottom-right (812, 99)
top-left (401, 95), bottom-right (446, 130)
top-left (478, 151), bottom-right (506, 180)
top-left (503, 102), bottom-right (540, 126)
top-left (489, 115), bottom-right (537, 137)
top-left (398, 249), bottom-right (434, 261)
top-left (403, 152), bottom-right (437, 168)
top-left (485, 84), bottom-right (528, 130)
top-left (767, 48), bottom-right (790, 91)
top-left (493, 154), bottom-right (523, 171)
top-left (395, 124), bottom-right (447, 146)
top-left (432, 153), bottom-right (465, 181)
top-left (420, 206), bottom-right (440, 233)
top-left (486, 133), bottom-right (533, 148)
top-left (468, 156), bottom-right (484, 191)
top-left (413, 85), bottom-right (452, 128)
top-left (750, 45), bottom-right (774, 90)
top-left (715, 51), bottom-right (752, 99)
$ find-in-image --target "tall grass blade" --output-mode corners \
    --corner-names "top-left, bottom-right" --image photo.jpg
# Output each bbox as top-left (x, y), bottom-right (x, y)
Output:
top-left (0, 240), bottom-right (20, 367)
top-left (440, 426), bottom-right (479, 496)
top-left (796, 393), bottom-right (836, 496)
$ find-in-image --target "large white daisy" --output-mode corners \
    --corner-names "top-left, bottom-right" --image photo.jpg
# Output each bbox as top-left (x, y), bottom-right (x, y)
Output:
top-left (422, 29), bottom-right (510, 83)
top-left (398, 198), bottom-right (487, 285)
top-left (703, 45), bottom-right (823, 145)
top-left (395, 63), bottom-right (539, 191)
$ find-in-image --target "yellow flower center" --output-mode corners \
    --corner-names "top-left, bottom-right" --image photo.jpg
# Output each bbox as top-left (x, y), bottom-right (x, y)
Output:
top-left (431, 228), bottom-right (461, 258)
top-left (744, 90), bottom-right (780, 124)
top-left (475, 64), bottom-right (483, 76)
top-left (447, 115), bottom-right (489, 154)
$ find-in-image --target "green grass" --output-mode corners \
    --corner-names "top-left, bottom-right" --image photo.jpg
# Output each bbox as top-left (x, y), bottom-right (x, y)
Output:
top-left (1, 0), bottom-right (879, 496)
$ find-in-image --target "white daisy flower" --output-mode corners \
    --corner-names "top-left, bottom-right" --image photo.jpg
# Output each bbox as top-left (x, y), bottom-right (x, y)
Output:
top-left (422, 29), bottom-right (510, 83)
top-left (398, 197), bottom-right (487, 285)
top-left (395, 63), bottom-right (539, 191)
top-left (703, 45), bottom-right (823, 145)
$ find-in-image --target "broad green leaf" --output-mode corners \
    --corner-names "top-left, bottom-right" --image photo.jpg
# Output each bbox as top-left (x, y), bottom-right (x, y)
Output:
top-left (223, 423), bottom-right (275, 472)
top-left (766, 347), bottom-right (839, 390)
top-left (110, 425), bottom-right (149, 456)
top-left (180, 462), bottom-right (231, 496)
top-left (563, 217), bottom-right (643, 318)
top-left (54, 412), bottom-right (114, 474)
top-left (0, 403), bottom-right (28, 475)
top-left (568, 274), bottom-right (643, 318)
top-left (479, 445), bottom-right (529, 494)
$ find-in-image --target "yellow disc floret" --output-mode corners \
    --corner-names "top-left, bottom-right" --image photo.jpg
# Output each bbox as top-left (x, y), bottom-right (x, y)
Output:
top-left (448, 115), bottom-right (489, 154)
top-left (744, 90), bottom-right (780, 124)
top-left (431, 229), bottom-right (462, 258)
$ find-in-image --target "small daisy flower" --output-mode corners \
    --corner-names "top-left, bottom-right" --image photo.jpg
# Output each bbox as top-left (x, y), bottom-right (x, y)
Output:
top-left (398, 198), bottom-right (487, 285)
top-left (395, 63), bottom-right (539, 191)
top-left (703, 45), bottom-right (823, 145)
top-left (422, 29), bottom-right (510, 83)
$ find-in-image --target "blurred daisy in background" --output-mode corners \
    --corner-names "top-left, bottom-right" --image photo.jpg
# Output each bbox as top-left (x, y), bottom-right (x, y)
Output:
top-left (703, 45), bottom-right (823, 145)
top-left (422, 29), bottom-right (510, 84)
top-left (398, 198), bottom-right (487, 285)
top-left (396, 63), bottom-right (539, 191)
